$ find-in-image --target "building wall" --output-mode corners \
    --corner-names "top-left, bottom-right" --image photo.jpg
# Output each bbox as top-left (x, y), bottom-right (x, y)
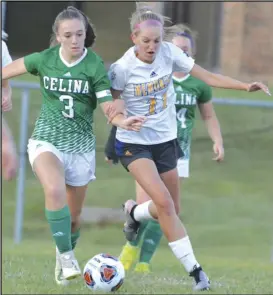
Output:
top-left (220, 2), bottom-right (273, 82)
top-left (163, 1), bottom-right (223, 70)
top-left (82, 2), bottom-right (135, 63)
top-left (5, 1), bottom-right (135, 60)
top-left (6, 2), bottom-right (69, 55)
top-left (4, 1), bottom-right (273, 83)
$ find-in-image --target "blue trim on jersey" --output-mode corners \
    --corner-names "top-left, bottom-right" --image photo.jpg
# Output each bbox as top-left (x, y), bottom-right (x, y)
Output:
top-left (115, 139), bottom-right (125, 156)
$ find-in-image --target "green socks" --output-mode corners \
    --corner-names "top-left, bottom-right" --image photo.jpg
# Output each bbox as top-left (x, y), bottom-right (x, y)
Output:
top-left (129, 221), bottom-right (148, 247)
top-left (45, 205), bottom-right (72, 254)
top-left (71, 228), bottom-right (80, 250)
top-left (128, 220), bottom-right (163, 264)
top-left (139, 220), bottom-right (163, 264)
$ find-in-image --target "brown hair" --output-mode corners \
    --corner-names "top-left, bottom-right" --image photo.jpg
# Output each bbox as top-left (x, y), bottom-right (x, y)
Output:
top-left (164, 24), bottom-right (198, 55)
top-left (50, 6), bottom-right (96, 48)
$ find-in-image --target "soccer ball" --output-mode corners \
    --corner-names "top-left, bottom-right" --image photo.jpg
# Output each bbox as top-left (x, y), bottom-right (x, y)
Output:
top-left (83, 253), bottom-right (125, 292)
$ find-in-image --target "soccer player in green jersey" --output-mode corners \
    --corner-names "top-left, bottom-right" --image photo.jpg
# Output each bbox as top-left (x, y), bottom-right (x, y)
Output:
top-left (2, 6), bottom-right (145, 286)
top-left (172, 24), bottom-right (224, 175)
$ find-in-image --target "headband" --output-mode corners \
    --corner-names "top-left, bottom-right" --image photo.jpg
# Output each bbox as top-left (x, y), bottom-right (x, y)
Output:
top-left (134, 19), bottom-right (162, 30)
top-left (176, 32), bottom-right (194, 49)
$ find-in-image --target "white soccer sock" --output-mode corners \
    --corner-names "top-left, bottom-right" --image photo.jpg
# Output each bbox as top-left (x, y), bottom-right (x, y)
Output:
top-left (133, 200), bottom-right (155, 222)
top-left (169, 236), bottom-right (200, 273)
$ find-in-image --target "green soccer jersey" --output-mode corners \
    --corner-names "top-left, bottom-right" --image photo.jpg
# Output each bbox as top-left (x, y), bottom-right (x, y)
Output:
top-left (24, 45), bottom-right (112, 153)
top-left (174, 74), bottom-right (212, 160)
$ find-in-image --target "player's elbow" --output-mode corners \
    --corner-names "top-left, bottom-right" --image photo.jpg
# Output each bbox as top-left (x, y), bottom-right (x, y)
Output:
top-left (201, 112), bottom-right (213, 121)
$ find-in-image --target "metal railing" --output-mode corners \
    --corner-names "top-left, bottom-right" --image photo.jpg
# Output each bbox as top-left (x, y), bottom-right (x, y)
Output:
top-left (10, 80), bottom-right (40, 244)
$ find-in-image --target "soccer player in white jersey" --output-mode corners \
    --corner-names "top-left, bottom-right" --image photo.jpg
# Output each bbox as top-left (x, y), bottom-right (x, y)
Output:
top-left (2, 31), bottom-right (18, 180)
top-left (112, 23), bottom-right (224, 273)
top-left (108, 3), bottom-right (270, 291)
top-left (2, 7), bottom-right (145, 286)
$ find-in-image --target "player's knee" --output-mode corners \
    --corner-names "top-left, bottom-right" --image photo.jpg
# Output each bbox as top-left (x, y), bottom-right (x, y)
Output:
top-left (155, 192), bottom-right (175, 217)
top-left (44, 184), bottom-right (65, 203)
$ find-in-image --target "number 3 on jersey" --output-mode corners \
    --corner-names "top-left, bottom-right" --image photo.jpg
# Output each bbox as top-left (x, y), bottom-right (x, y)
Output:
top-left (177, 108), bottom-right (187, 129)
top-left (59, 95), bottom-right (74, 118)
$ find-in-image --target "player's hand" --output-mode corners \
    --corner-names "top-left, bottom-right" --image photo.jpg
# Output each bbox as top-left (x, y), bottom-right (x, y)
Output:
top-left (212, 142), bottom-right (224, 162)
top-left (105, 156), bottom-right (113, 165)
top-left (2, 144), bottom-right (18, 180)
top-left (107, 99), bottom-right (127, 123)
top-left (121, 116), bottom-right (146, 132)
top-left (104, 155), bottom-right (119, 165)
top-left (247, 82), bottom-right (271, 96)
top-left (2, 86), bottom-right (12, 112)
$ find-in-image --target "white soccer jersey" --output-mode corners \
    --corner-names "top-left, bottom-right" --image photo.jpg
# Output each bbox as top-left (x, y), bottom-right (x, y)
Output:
top-left (2, 40), bottom-right (12, 67)
top-left (109, 41), bottom-right (195, 145)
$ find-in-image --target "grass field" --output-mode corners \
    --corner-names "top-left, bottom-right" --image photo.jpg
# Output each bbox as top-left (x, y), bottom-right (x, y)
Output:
top-left (2, 74), bottom-right (273, 294)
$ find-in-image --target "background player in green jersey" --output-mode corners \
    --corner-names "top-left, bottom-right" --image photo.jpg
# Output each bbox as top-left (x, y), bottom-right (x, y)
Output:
top-left (171, 24), bottom-right (224, 176)
top-left (105, 23), bottom-right (225, 273)
top-left (2, 6), bottom-right (145, 286)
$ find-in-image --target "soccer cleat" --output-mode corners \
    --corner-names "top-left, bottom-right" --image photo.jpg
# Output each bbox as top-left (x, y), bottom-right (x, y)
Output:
top-left (189, 266), bottom-right (210, 291)
top-left (59, 250), bottom-right (81, 281)
top-left (119, 242), bottom-right (139, 271)
top-left (134, 262), bottom-right (151, 273)
top-left (55, 247), bottom-right (70, 286)
top-left (122, 200), bottom-right (140, 242)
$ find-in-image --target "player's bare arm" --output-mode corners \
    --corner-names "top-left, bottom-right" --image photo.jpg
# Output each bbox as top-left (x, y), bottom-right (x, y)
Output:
top-left (2, 58), bottom-right (27, 80)
top-left (198, 101), bottom-right (224, 162)
top-left (103, 100), bottom-right (126, 123)
top-left (100, 101), bottom-right (145, 132)
top-left (105, 89), bottom-right (126, 122)
top-left (110, 88), bottom-right (122, 100)
top-left (190, 64), bottom-right (270, 95)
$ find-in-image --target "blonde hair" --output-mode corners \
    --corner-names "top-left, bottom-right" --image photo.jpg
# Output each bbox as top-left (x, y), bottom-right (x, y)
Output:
top-left (130, 2), bottom-right (172, 35)
top-left (50, 6), bottom-right (96, 48)
top-left (164, 24), bottom-right (198, 55)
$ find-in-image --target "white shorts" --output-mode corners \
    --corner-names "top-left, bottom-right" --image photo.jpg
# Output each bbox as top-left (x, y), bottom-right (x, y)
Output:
top-left (27, 139), bottom-right (96, 186)
top-left (177, 158), bottom-right (189, 178)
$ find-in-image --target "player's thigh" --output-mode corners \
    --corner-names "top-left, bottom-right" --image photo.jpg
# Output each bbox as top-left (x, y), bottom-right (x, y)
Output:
top-left (27, 139), bottom-right (66, 207)
top-left (64, 151), bottom-right (95, 222)
top-left (135, 181), bottom-right (151, 204)
top-left (115, 139), bottom-right (151, 172)
top-left (28, 139), bottom-right (65, 188)
top-left (65, 150), bottom-right (96, 187)
top-left (129, 159), bottom-right (173, 211)
top-left (116, 140), bottom-right (174, 210)
top-left (152, 139), bottom-right (181, 213)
